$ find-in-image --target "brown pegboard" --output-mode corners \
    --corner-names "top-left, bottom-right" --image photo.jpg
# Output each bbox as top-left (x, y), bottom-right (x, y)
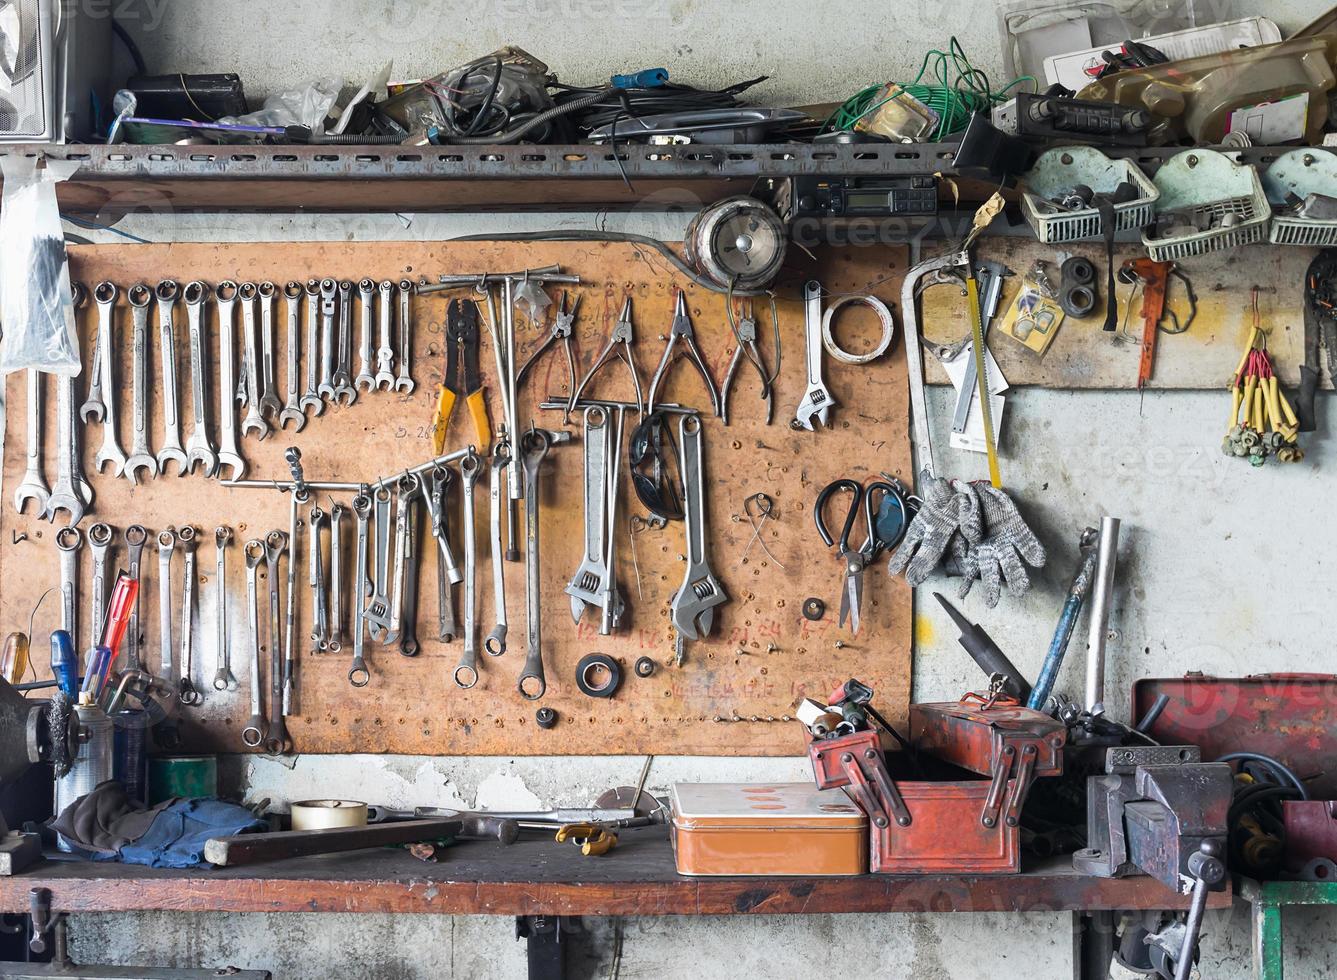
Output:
top-left (1, 241), bottom-right (911, 756)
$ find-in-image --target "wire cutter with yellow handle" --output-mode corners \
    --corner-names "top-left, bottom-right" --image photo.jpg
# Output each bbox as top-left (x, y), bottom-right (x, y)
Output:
top-left (432, 298), bottom-right (491, 454)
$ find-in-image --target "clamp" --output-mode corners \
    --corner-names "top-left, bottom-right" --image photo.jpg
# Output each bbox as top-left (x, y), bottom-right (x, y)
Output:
top-left (555, 823), bottom-right (619, 856)
top-left (432, 298), bottom-right (491, 454)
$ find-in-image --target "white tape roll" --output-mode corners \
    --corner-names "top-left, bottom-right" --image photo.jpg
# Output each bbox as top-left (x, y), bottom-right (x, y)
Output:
top-left (290, 799), bottom-right (369, 831)
top-left (821, 294), bottom-right (897, 365)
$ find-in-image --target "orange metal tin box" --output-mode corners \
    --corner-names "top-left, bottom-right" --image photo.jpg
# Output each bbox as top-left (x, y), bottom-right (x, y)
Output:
top-left (670, 782), bottom-right (869, 876)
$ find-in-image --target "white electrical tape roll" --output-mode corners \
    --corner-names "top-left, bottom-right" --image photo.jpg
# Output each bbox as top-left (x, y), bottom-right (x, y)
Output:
top-left (821, 294), bottom-right (897, 365)
top-left (290, 799), bottom-right (369, 831)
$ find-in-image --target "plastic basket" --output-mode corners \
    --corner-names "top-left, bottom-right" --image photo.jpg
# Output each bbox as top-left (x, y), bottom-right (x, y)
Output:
top-left (1020, 146), bottom-right (1158, 243)
top-left (1141, 149), bottom-right (1268, 261)
top-left (1262, 148), bottom-right (1337, 246)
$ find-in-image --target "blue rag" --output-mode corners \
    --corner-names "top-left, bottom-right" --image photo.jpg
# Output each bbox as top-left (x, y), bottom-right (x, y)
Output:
top-left (118, 798), bottom-right (267, 869)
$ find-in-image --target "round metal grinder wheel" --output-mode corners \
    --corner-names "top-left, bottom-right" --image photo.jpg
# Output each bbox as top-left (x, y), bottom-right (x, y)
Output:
top-left (575, 653), bottom-right (623, 698)
top-left (802, 597), bottom-right (826, 621)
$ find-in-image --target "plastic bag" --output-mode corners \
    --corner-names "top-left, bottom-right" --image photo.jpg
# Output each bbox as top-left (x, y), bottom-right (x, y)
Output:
top-left (0, 155), bottom-right (82, 376)
top-left (217, 77), bottom-right (344, 131)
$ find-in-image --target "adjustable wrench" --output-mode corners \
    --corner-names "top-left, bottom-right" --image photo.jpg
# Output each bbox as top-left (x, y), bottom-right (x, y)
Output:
top-left (333, 280), bottom-right (357, 405)
top-left (88, 522), bottom-right (113, 650)
top-left (213, 526), bottom-right (238, 692)
top-left (124, 285), bottom-right (159, 483)
top-left (80, 283), bottom-right (111, 423)
top-left (48, 367), bottom-right (90, 525)
top-left (375, 280), bottom-right (396, 390)
top-left (355, 278), bottom-right (377, 392)
top-left (565, 407), bottom-right (609, 622)
top-left (241, 539), bottom-right (266, 747)
top-left (177, 526), bottom-right (202, 705)
top-left (396, 476), bottom-right (423, 657)
top-left (395, 280), bottom-right (416, 393)
top-left (256, 282), bottom-right (283, 421)
top-left (279, 282), bottom-right (307, 431)
top-left (264, 530), bottom-right (291, 754)
top-left (157, 528), bottom-right (177, 682)
top-left (363, 486), bottom-right (395, 642)
top-left (14, 370), bottom-right (50, 515)
top-left (184, 282), bottom-right (219, 477)
top-left (125, 525), bottom-right (148, 670)
top-left (518, 430), bottom-right (554, 700)
top-left (794, 280), bottom-right (835, 431)
top-left (429, 466), bottom-right (459, 644)
top-left (308, 504), bottom-right (329, 650)
top-left (238, 283), bottom-right (269, 440)
top-left (214, 281), bottom-right (246, 481)
top-left (56, 527), bottom-right (82, 646)
top-left (349, 492), bottom-right (372, 687)
top-left (454, 450), bottom-right (482, 688)
top-left (317, 279), bottom-right (338, 403)
top-left (300, 279), bottom-right (325, 417)
top-left (328, 503), bottom-right (345, 652)
top-left (155, 280), bottom-right (188, 475)
top-left (671, 414), bottom-right (728, 642)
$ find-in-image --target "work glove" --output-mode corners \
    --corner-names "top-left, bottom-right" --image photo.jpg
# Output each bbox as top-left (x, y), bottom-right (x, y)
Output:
top-left (887, 470), bottom-right (982, 587)
top-left (957, 483), bottom-right (1047, 607)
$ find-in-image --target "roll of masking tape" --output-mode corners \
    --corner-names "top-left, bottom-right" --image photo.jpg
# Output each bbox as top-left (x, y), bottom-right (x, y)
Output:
top-left (290, 799), bottom-right (368, 831)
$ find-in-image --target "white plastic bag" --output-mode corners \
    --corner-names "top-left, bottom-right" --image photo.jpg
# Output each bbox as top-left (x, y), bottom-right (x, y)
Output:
top-left (0, 155), bottom-right (82, 376)
top-left (218, 77), bottom-right (344, 131)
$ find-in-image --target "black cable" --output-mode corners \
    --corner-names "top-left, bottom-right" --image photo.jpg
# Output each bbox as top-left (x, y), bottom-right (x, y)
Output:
top-left (552, 76), bottom-right (768, 133)
top-left (463, 57), bottom-right (504, 137)
top-left (112, 19), bottom-right (147, 76)
top-left (1218, 752), bottom-right (1309, 800)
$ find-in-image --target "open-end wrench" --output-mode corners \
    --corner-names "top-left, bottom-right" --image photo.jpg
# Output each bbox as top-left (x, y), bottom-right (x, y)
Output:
top-left (89, 284), bottom-right (127, 463)
top-left (375, 280), bottom-right (396, 390)
top-left (308, 504), bottom-right (329, 651)
top-left (349, 492), bottom-right (372, 687)
top-left (518, 430), bottom-right (554, 700)
top-left (397, 476), bottom-right (422, 657)
top-left (56, 527), bottom-right (82, 645)
top-left (177, 526), bottom-right (202, 705)
top-left (333, 280), bottom-right (357, 405)
top-left (214, 281), bottom-right (246, 481)
top-left (240, 539), bottom-right (266, 747)
top-left (363, 486), bottom-right (395, 641)
top-left (385, 476), bottom-right (418, 647)
top-left (794, 280), bottom-right (835, 431)
top-left (124, 286), bottom-right (159, 484)
top-left (69, 282), bottom-right (95, 510)
top-left (88, 522), bottom-right (113, 649)
top-left (238, 283), bottom-right (269, 441)
top-left (213, 526), bottom-right (237, 692)
top-left (484, 448), bottom-right (509, 655)
top-left (81, 283), bottom-right (111, 423)
top-left (328, 503), bottom-right (345, 652)
top-left (280, 282), bottom-right (307, 431)
top-left (395, 280), bottom-right (416, 394)
top-left (454, 450), bottom-right (482, 688)
top-left (157, 528), bottom-right (177, 683)
top-left (671, 414), bottom-right (728, 642)
top-left (155, 280), bottom-right (188, 476)
top-left (183, 282), bottom-right (219, 478)
top-left (125, 525), bottom-right (148, 670)
top-left (355, 278), bottom-right (377, 392)
top-left (300, 279), bottom-right (325, 417)
top-left (565, 406), bottom-right (609, 622)
top-left (317, 279), bottom-right (338, 403)
top-left (14, 370), bottom-right (50, 515)
top-left (427, 465), bottom-right (459, 643)
top-left (48, 367), bottom-right (90, 525)
top-left (264, 530), bottom-right (291, 754)
top-left (257, 282), bottom-right (283, 421)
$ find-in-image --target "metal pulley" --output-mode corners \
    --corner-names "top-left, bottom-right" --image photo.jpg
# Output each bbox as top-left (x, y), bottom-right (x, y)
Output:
top-left (684, 196), bottom-right (787, 291)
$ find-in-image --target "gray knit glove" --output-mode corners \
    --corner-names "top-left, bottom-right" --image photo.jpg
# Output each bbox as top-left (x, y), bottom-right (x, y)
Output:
top-left (887, 471), bottom-right (982, 587)
top-left (957, 483), bottom-right (1047, 607)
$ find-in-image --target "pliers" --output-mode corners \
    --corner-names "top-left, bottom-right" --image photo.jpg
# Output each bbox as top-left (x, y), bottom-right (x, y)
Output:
top-left (568, 296), bottom-right (643, 420)
top-left (432, 298), bottom-right (491, 454)
top-left (516, 290), bottom-right (578, 397)
top-left (813, 478), bottom-right (898, 634)
top-left (721, 299), bottom-right (773, 426)
top-left (648, 290), bottom-right (721, 417)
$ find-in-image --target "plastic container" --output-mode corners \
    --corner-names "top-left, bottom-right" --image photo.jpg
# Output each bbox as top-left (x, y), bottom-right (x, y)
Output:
top-left (1142, 149), bottom-right (1269, 261)
top-left (1021, 146), bottom-right (1158, 243)
top-left (670, 782), bottom-right (867, 876)
top-left (1262, 149), bottom-right (1337, 246)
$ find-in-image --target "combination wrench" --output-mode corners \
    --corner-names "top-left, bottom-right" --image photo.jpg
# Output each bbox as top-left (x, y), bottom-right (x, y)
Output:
top-left (184, 282), bottom-right (219, 477)
top-left (88, 522), bottom-right (114, 649)
top-left (454, 451), bottom-right (482, 689)
top-left (484, 449), bottom-right (509, 655)
top-left (328, 503), bottom-right (345, 652)
top-left (300, 279), bottom-right (325, 417)
top-left (125, 525), bottom-right (148, 670)
top-left (355, 278), bottom-right (377, 392)
top-left (155, 280), bottom-right (188, 475)
top-left (87, 283), bottom-right (127, 477)
top-left (308, 504), bottom-right (329, 650)
top-left (177, 526), bottom-right (202, 705)
top-left (385, 477), bottom-right (417, 647)
top-left (214, 281), bottom-right (246, 481)
top-left (241, 539), bottom-right (266, 747)
top-left (317, 279), bottom-right (338, 403)
top-left (794, 280), bottom-right (835, 431)
top-left (333, 280), bottom-right (357, 405)
top-left (397, 476), bottom-right (422, 657)
top-left (213, 526), bottom-right (238, 692)
top-left (283, 492), bottom-right (303, 716)
top-left (264, 530), bottom-right (291, 754)
top-left (518, 430), bottom-right (554, 700)
top-left (56, 527), bottom-right (82, 648)
top-left (238, 283), bottom-right (269, 440)
top-left (349, 492), bottom-right (372, 687)
top-left (427, 465), bottom-right (459, 644)
top-left (257, 282), bottom-right (283, 421)
top-left (363, 486), bottom-right (395, 641)
top-left (124, 285), bottom-right (158, 484)
top-left (157, 528), bottom-right (177, 683)
top-left (395, 280), bottom-right (416, 393)
top-left (48, 360), bottom-right (91, 525)
top-left (80, 283), bottom-right (110, 423)
top-left (375, 280), bottom-right (396, 390)
top-left (279, 282), bottom-right (307, 431)
top-left (14, 370), bottom-right (50, 515)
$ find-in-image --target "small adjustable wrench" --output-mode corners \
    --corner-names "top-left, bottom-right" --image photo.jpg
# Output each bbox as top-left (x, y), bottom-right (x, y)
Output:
top-left (395, 280), bottom-right (416, 394)
top-left (333, 280), bottom-right (357, 405)
top-left (238, 283), bottom-right (268, 440)
top-left (241, 539), bottom-right (266, 747)
top-left (794, 280), bottom-right (836, 431)
top-left (155, 280), bottom-right (188, 475)
top-left (125, 525), bottom-right (148, 670)
top-left (349, 492), bottom-right (372, 687)
top-left (671, 414), bottom-right (728, 642)
top-left (565, 406), bottom-right (610, 622)
top-left (56, 527), bottom-right (82, 646)
top-left (300, 279), bottom-right (325, 417)
top-left (317, 279), bottom-right (338, 403)
top-left (177, 526), bottom-right (202, 706)
top-left (213, 526), bottom-right (238, 692)
top-left (214, 281), bottom-right (246, 480)
top-left (183, 282), bottom-right (219, 477)
top-left (14, 370), bottom-right (50, 515)
top-left (355, 278), bottom-right (377, 392)
top-left (88, 522), bottom-right (114, 649)
top-left (375, 280), bottom-right (396, 390)
top-left (157, 528), bottom-right (177, 682)
top-left (454, 451), bottom-right (482, 689)
top-left (264, 530), bottom-right (291, 754)
top-left (279, 282), bottom-right (307, 431)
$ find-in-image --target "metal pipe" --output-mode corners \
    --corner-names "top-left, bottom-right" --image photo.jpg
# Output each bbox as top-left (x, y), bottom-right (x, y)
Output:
top-left (220, 449), bottom-right (474, 494)
top-left (1083, 516), bottom-right (1121, 715)
top-left (539, 398), bottom-right (692, 415)
top-left (1028, 527), bottom-right (1098, 711)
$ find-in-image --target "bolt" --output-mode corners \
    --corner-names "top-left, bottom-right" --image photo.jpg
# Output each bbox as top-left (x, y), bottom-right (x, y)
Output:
top-left (834, 640), bottom-right (845, 649)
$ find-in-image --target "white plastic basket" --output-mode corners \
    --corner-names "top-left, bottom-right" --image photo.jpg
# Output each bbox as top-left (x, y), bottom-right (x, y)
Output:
top-left (1141, 149), bottom-right (1269, 261)
top-left (1020, 146), bottom-right (1158, 243)
top-left (1262, 148), bottom-right (1337, 246)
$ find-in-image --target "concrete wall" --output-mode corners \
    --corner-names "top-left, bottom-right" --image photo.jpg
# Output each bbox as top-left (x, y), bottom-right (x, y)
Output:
top-left (62, 2), bottom-right (1337, 976)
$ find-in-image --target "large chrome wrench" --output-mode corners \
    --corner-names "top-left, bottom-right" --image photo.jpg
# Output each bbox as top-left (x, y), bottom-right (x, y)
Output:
top-left (349, 492), bottom-right (372, 687)
top-left (56, 527), bottom-right (82, 647)
top-left (362, 486), bottom-right (395, 641)
top-left (329, 504), bottom-right (345, 651)
top-left (308, 504), bottom-right (329, 650)
top-left (517, 431), bottom-right (553, 700)
top-left (395, 280), bottom-right (416, 394)
top-left (88, 522), bottom-right (113, 650)
top-left (670, 414), bottom-right (727, 642)
top-left (355, 278), bottom-right (376, 392)
top-left (157, 528), bottom-right (177, 682)
top-left (300, 279), bottom-right (325, 417)
top-left (80, 283), bottom-right (110, 424)
top-left (125, 525), bottom-right (148, 670)
top-left (241, 539), bottom-right (266, 746)
top-left (14, 370), bottom-right (50, 515)
top-left (213, 526), bottom-right (238, 692)
top-left (396, 475), bottom-right (423, 658)
top-left (454, 451), bottom-right (482, 688)
top-left (124, 286), bottom-right (158, 484)
top-left (155, 281), bottom-right (188, 475)
top-left (317, 279), bottom-right (338, 403)
top-left (214, 281), bottom-right (246, 480)
top-left (257, 282), bottom-right (283, 421)
top-left (385, 478), bottom-right (417, 646)
top-left (88, 285), bottom-right (128, 479)
top-left (794, 280), bottom-right (835, 431)
top-left (177, 526), bottom-right (202, 705)
top-left (375, 280), bottom-right (395, 390)
top-left (238, 283), bottom-right (269, 441)
top-left (484, 450), bottom-right (508, 655)
top-left (264, 530), bottom-right (290, 754)
top-left (332, 280), bottom-right (357, 406)
top-left (183, 282), bottom-right (218, 477)
top-left (279, 282), bottom-right (307, 431)
top-left (47, 369), bottom-right (90, 525)
top-left (564, 407), bottom-right (609, 621)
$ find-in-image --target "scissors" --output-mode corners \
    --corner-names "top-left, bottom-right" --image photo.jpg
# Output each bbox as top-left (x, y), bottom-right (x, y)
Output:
top-left (813, 478), bottom-right (900, 634)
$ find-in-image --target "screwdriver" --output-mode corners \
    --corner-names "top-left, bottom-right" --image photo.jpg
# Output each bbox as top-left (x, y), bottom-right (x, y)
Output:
top-left (1, 633), bottom-right (29, 686)
top-left (49, 630), bottom-right (78, 698)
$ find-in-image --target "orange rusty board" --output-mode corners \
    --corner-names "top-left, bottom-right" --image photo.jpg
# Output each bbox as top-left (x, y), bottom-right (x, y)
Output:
top-left (1, 241), bottom-right (911, 756)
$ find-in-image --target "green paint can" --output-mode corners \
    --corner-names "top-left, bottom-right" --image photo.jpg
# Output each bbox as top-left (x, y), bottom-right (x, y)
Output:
top-left (148, 755), bottom-right (218, 805)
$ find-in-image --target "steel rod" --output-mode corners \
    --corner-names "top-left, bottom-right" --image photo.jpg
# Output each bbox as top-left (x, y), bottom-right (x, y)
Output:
top-left (1084, 516), bottom-right (1121, 715)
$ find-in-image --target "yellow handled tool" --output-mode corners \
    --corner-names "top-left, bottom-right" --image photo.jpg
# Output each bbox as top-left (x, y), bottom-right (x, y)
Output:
top-left (431, 298), bottom-right (491, 454)
top-left (555, 823), bottom-right (618, 856)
